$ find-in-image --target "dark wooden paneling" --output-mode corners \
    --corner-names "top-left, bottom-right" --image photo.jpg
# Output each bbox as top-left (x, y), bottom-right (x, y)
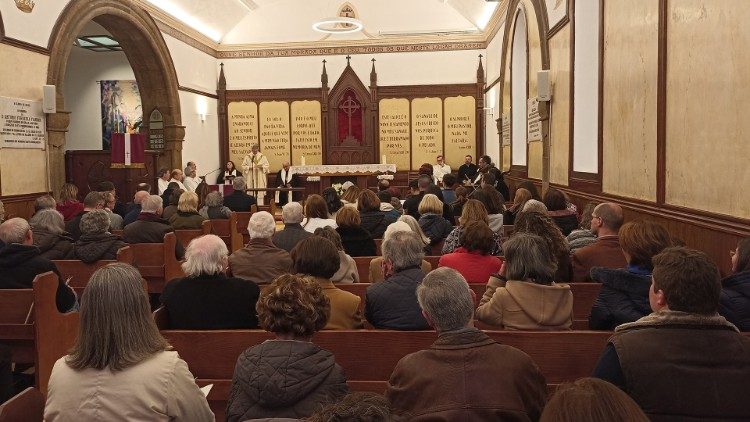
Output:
top-left (64, 150), bottom-right (162, 201)
top-left (0, 192), bottom-right (46, 221)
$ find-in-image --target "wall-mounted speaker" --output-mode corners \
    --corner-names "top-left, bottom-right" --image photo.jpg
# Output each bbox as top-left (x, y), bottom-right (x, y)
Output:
top-left (537, 70), bottom-right (551, 102)
top-left (42, 85), bottom-right (56, 114)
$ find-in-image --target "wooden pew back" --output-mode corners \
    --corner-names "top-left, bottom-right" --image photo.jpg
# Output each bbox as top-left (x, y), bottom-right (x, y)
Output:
top-left (229, 212), bottom-right (253, 252)
top-left (0, 289), bottom-right (35, 364)
top-left (0, 387), bottom-right (44, 422)
top-left (206, 219), bottom-right (232, 250)
top-left (128, 233), bottom-right (182, 293)
top-left (173, 220), bottom-right (211, 248)
top-left (52, 246), bottom-right (134, 296)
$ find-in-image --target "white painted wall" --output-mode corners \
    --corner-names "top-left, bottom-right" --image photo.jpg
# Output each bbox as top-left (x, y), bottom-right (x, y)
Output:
top-left (484, 26), bottom-right (504, 84)
top-left (180, 91), bottom-right (220, 184)
top-left (511, 10), bottom-right (528, 166)
top-left (0, 0), bottom-right (70, 47)
top-left (484, 85), bottom-right (500, 165)
top-left (63, 47), bottom-right (136, 151)
top-left (572, 0), bottom-right (600, 173)
top-left (163, 33), bottom-right (217, 92)
top-left (222, 49), bottom-right (484, 90)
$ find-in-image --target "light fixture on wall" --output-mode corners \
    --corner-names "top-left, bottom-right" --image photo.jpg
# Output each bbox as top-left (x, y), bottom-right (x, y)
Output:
top-left (312, 17), bottom-right (364, 34)
top-left (196, 97), bottom-right (209, 123)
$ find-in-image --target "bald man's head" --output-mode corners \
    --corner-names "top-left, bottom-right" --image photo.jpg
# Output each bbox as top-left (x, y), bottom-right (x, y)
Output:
top-left (592, 203), bottom-right (624, 235)
top-left (134, 190), bottom-right (150, 205)
top-left (0, 218), bottom-right (32, 245)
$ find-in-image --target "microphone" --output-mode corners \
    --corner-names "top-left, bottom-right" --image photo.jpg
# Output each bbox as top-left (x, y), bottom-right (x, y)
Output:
top-left (201, 168), bottom-right (221, 178)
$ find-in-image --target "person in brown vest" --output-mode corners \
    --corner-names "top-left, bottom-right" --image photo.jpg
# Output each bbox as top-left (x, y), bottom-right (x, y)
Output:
top-left (228, 211), bottom-right (292, 285)
top-left (571, 203), bottom-right (627, 282)
top-left (593, 247), bottom-right (750, 421)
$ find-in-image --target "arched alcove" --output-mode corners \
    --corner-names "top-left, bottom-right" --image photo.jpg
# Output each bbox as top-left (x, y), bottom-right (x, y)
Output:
top-left (45, 0), bottom-right (183, 195)
top-left (511, 8), bottom-right (529, 167)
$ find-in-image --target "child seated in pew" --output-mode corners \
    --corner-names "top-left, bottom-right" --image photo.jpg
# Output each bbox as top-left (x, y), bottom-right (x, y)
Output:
top-left (45, 263), bottom-right (213, 421)
top-left (226, 274), bottom-right (348, 422)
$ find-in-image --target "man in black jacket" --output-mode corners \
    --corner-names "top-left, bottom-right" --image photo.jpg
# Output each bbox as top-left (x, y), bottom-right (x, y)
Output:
top-left (122, 194), bottom-right (185, 259)
top-left (65, 191), bottom-right (105, 241)
top-left (457, 154), bottom-right (478, 185)
top-left (224, 177), bottom-right (257, 212)
top-left (275, 162), bottom-right (301, 207)
top-left (0, 218), bottom-right (77, 312)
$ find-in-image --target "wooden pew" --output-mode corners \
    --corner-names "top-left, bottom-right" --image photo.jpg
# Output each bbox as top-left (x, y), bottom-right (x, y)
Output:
top-left (374, 238), bottom-right (382, 256)
top-left (0, 290), bottom-right (34, 365)
top-left (32, 272), bottom-right (80, 396)
top-left (229, 212), bottom-right (254, 252)
top-left (353, 256), bottom-right (444, 283)
top-left (52, 246), bottom-right (134, 296)
top-left (128, 232), bottom-right (183, 294)
top-left (0, 387), bottom-right (44, 422)
top-left (173, 220), bottom-right (211, 248)
top-left (160, 329), bottom-right (613, 420)
top-left (205, 219), bottom-right (232, 250)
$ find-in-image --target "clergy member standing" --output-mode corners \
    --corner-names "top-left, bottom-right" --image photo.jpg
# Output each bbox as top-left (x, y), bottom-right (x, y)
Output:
top-left (241, 144), bottom-right (270, 205)
top-left (275, 162), bottom-right (300, 206)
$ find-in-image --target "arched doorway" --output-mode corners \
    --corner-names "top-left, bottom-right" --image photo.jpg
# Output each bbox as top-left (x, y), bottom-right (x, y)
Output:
top-left (45, 0), bottom-right (183, 196)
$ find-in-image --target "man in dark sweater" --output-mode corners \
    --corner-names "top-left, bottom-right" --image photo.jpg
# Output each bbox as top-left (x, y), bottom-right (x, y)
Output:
top-left (0, 218), bottom-right (77, 312)
top-left (122, 194), bottom-right (185, 259)
top-left (272, 202), bottom-right (311, 252)
top-left (160, 235), bottom-right (259, 329)
top-left (223, 177), bottom-right (256, 212)
top-left (65, 191), bottom-right (105, 241)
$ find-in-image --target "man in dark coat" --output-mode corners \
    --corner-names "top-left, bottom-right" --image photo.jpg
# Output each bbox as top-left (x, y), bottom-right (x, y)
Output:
top-left (122, 194), bottom-right (185, 259)
top-left (0, 218), bottom-right (77, 313)
top-left (224, 176), bottom-right (257, 212)
top-left (572, 203), bottom-right (628, 281)
top-left (65, 191), bottom-right (105, 241)
top-left (457, 154), bottom-right (479, 185)
top-left (271, 202), bottom-right (312, 252)
top-left (123, 190), bottom-right (151, 227)
top-left (594, 247), bottom-right (750, 421)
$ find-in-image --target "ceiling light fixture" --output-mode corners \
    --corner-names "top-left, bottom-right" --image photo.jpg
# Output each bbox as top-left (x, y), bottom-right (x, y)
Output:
top-left (312, 17), bottom-right (364, 34)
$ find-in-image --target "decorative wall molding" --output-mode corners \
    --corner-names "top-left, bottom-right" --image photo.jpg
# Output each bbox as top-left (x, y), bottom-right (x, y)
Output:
top-left (178, 85), bottom-right (218, 99)
top-left (0, 36), bottom-right (50, 55)
top-left (217, 40), bottom-right (487, 59)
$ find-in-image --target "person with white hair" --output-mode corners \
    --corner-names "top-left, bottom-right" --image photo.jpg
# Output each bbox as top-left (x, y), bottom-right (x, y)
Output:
top-left (223, 176), bottom-right (257, 212)
top-left (123, 190), bottom-right (152, 226)
top-left (160, 235), bottom-right (260, 329)
top-left (521, 199), bottom-right (548, 215)
top-left (229, 211), bottom-right (292, 285)
top-left (73, 210), bottom-right (127, 263)
top-left (386, 267), bottom-right (547, 420)
top-left (368, 221), bottom-right (433, 283)
top-left (272, 202), bottom-right (312, 252)
top-left (365, 231), bottom-right (431, 330)
top-left (0, 218), bottom-right (77, 312)
top-left (123, 195), bottom-right (185, 259)
top-left (183, 166), bottom-right (200, 192)
top-left (30, 209), bottom-right (75, 259)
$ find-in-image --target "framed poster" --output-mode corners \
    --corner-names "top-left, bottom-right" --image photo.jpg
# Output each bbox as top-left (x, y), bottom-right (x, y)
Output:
top-left (546, 0), bottom-right (569, 36)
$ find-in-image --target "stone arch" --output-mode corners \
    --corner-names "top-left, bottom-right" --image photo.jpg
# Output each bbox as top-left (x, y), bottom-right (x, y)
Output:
top-left (46, 0), bottom-right (184, 195)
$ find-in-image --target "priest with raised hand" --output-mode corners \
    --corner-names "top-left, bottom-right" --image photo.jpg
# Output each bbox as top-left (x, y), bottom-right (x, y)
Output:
top-left (241, 144), bottom-right (270, 205)
top-left (275, 162), bottom-right (300, 207)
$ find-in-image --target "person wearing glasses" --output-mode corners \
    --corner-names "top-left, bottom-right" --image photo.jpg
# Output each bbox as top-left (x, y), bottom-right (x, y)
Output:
top-left (571, 203), bottom-right (628, 282)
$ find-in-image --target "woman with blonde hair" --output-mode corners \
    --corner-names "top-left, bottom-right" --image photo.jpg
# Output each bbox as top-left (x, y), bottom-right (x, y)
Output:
top-left (503, 188), bottom-right (532, 225)
top-left (168, 191), bottom-right (206, 229)
top-left (56, 183), bottom-right (84, 221)
top-left (397, 215), bottom-right (431, 253)
top-left (45, 263), bottom-right (213, 421)
top-left (340, 184), bottom-right (361, 205)
top-left (303, 194), bottom-right (337, 233)
top-left (442, 199), bottom-right (502, 255)
top-left (417, 194), bottom-right (453, 245)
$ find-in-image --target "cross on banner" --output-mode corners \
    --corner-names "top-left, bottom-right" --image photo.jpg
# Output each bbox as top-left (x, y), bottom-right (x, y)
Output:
top-left (341, 95), bottom-right (360, 142)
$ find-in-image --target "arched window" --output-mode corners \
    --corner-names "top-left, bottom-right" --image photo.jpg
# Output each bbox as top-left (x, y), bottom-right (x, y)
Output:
top-left (511, 8), bottom-right (528, 167)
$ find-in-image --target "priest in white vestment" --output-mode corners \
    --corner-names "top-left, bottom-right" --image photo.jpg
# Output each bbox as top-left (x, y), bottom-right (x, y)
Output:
top-left (241, 144), bottom-right (270, 205)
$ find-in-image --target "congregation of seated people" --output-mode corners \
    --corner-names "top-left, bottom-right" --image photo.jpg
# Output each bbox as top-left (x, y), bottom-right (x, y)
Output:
top-left (1, 168), bottom-right (749, 421)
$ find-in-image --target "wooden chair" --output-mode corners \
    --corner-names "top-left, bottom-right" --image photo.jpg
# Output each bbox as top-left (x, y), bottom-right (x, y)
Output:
top-left (206, 219), bottom-right (232, 250)
top-left (374, 239), bottom-right (383, 255)
top-left (0, 387), bottom-right (44, 422)
top-left (352, 257), bottom-right (375, 283)
top-left (229, 212), bottom-right (254, 252)
top-left (173, 220), bottom-right (211, 248)
top-left (52, 246), bottom-right (134, 296)
top-left (128, 232), bottom-right (183, 294)
top-left (32, 272), bottom-right (80, 395)
top-left (0, 290), bottom-right (34, 365)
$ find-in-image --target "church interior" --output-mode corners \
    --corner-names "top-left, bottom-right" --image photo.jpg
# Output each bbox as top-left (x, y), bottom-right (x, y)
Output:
top-left (0, 0), bottom-right (749, 420)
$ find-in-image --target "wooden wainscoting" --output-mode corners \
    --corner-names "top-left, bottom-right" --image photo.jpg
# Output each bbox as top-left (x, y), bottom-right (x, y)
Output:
top-left (0, 192), bottom-right (48, 221)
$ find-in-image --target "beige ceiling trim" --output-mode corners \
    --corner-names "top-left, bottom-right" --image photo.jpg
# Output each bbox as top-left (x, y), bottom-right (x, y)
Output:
top-left (135, 0), bottom-right (509, 59)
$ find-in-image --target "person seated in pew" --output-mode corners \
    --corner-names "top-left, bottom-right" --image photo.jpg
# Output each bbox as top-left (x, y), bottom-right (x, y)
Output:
top-left (450, 186), bottom-right (468, 223)
top-left (589, 220), bottom-right (673, 330)
top-left (33, 194), bottom-right (57, 216)
top-left (160, 235), bottom-right (259, 329)
top-left (30, 209), bottom-right (74, 260)
top-left (503, 188), bottom-right (532, 227)
top-left (339, 183), bottom-right (361, 206)
top-left (161, 188), bottom-right (183, 221)
top-left (335, 207), bottom-right (376, 257)
top-left (197, 191), bottom-right (231, 220)
top-left (97, 181), bottom-right (127, 218)
top-left (366, 231), bottom-right (430, 330)
top-left (418, 194), bottom-right (453, 246)
top-left (377, 190), bottom-right (401, 221)
top-left (65, 191), bottom-right (105, 242)
top-left (441, 173), bottom-right (458, 204)
top-left (226, 274), bottom-right (349, 422)
top-left (386, 267), bottom-right (547, 420)
top-left (123, 190), bottom-right (151, 227)
top-left (476, 233), bottom-right (573, 330)
top-left (122, 195), bottom-right (185, 260)
top-left (291, 236), bottom-right (363, 329)
top-left (720, 238), bottom-right (750, 331)
top-left (102, 191), bottom-right (123, 231)
top-left (272, 202), bottom-right (312, 253)
top-left (313, 227), bottom-right (358, 284)
top-left (442, 199), bottom-right (503, 256)
top-left (521, 198), bottom-right (548, 215)
top-left (223, 176), bottom-right (257, 212)
top-left (73, 210), bottom-right (127, 263)
top-left (397, 215), bottom-right (432, 254)
top-left (302, 194), bottom-right (338, 233)
top-left (168, 191), bottom-right (206, 230)
top-left (358, 189), bottom-right (397, 239)
top-left (45, 263), bottom-right (213, 421)
top-left (55, 183), bottom-right (84, 222)
top-left (322, 187), bottom-right (344, 219)
top-left (593, 247), bottom-right (750, 421)
top-left (539, 378), bottom-right (648, 422)
top-left (369, 222), bottom-right (432, 283)
top-left (514, 211), bottom-right (572, 282)
top-left (571, 203), bottom-right (627, 282)
top-left (0, 218), bottom-right (77, 312)
top-left (229, 211), bottom-right (292, 285)
top-left (469, 189), bottom-right (504, 236)
top-left (544, 188), bottom-right (579, 236)
top-left (438, 222), bottom-right (502, 284)
top-left (565, 201), bottom-right (599, 253)
top-left (403, 176), bottom-right (429, 220)
top-left (308, 392), bottom-right (391, 422)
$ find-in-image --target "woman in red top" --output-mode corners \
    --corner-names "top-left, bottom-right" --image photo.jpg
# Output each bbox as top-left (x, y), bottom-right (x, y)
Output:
top-left (438, 221), bottom-right (502, 284)
top-left (56, 183), bottom-right (84, 221)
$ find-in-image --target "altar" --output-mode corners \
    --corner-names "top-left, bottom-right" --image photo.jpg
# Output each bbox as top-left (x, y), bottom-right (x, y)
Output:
top-left (289, 163), bottom-right (396, 191)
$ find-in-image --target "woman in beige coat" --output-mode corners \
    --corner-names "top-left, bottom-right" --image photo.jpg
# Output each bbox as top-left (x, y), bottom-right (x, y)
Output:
top-left (476, 233), bottom-right (573, 330)
top-left (45, 263), bottom-right (213, 422)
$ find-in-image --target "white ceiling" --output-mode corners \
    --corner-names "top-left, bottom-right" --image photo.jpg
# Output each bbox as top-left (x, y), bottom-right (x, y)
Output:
top-left (143, 0), bottom-right (501, 44)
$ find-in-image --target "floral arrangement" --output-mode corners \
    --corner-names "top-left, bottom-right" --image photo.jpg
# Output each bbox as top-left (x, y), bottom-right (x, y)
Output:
top-left (331, 183), bottom-right (344, 197)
